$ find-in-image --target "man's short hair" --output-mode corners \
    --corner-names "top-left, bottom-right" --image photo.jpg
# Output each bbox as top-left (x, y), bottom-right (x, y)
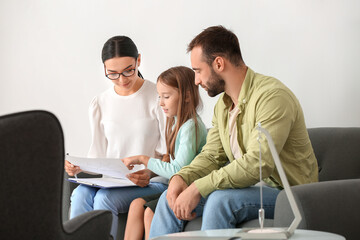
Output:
top-left (187, 25), bottom-right (244, 67)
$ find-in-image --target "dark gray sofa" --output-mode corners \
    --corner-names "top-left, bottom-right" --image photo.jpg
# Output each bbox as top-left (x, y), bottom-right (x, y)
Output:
top-left (0, 110), bottom-right (113, 240)
top-left (62, 127), bottom-right (360, 240)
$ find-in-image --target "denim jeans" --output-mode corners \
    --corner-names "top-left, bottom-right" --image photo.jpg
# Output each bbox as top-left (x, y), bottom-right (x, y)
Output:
top-left (149, 186), bottom-right (280, 238)
top-left (70, 182), bottom-right (167, 239)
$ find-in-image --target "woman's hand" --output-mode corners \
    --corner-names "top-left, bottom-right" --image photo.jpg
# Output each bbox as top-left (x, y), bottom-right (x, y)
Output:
top-left (122, 155), bottom-right (150, 169)
top-left (64, 160), bottom-right (82, 176)
top-left (127, 169), bottom-right (153, 187)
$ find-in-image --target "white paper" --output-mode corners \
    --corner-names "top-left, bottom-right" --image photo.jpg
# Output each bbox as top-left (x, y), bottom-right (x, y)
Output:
top-left (65, 155), bottom-right (145, 179)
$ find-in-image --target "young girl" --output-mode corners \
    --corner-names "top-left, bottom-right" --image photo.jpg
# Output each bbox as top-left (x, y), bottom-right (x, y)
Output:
top-left (122, 66), bottom-right (208, 240)
top-left (64, 36), bottom-right (167, 239)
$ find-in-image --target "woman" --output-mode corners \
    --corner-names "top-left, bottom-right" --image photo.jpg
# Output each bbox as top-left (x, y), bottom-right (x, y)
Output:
top-left (64, 36), bottom-right (167, 239)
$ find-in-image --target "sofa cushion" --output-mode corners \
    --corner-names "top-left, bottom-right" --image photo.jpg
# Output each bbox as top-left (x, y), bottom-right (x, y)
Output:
top-left (308, 128), bottom-right (360, 181)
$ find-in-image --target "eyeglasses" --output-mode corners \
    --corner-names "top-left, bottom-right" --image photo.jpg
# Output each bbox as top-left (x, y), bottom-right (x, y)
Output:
top-left (105, 59), bottom-right (137, 80)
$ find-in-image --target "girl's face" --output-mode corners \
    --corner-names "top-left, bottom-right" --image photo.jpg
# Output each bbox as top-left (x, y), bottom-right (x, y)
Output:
top-left (104, 56), bottom-right (141, 96)
top-left (156, 81), bottom-right (180, 118)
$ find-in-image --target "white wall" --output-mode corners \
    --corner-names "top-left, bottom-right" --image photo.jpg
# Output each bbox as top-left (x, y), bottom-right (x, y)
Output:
top-left (1, 0), bottom-right (359, 156)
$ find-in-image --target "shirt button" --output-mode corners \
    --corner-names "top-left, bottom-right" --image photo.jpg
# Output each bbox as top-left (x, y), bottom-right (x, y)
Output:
top-left (242, 99), bottom-right (247, 104)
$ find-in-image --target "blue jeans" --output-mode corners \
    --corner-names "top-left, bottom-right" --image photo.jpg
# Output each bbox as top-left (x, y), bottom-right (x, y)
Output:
top-left (70, 183), bottom-right (167, 239)
top-left (149, 186), bottom-right (280, 238)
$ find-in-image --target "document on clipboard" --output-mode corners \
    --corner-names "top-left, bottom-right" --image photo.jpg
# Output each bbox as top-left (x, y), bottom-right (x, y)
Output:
top-left (65, 155), bottom-right (144, 188)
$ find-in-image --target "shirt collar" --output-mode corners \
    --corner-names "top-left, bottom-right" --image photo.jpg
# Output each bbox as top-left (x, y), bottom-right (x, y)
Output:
top-left (222, 67), bottom-right (255, 109)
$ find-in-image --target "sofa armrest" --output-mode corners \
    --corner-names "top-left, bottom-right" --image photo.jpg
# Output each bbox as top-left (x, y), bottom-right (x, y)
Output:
top-left (63, 210), bottom-right (112, 240)
top-left (274, 179), bottom-right (360, 240)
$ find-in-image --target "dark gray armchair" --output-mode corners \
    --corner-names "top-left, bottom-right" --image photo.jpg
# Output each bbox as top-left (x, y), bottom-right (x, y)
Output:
top-left (0, 110), bottom-right (113, 240)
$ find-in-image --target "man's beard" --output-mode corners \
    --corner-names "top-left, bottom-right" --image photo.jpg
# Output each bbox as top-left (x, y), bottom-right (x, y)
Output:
top-left (205, 68), bottom-right (225, 97)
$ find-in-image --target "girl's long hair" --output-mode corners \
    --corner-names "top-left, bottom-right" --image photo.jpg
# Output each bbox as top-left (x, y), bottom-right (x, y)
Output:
top-left (157, 66), bottom-right (202, 159)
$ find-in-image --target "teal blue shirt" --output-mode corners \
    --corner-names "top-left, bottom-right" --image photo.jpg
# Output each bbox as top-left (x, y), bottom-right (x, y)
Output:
top-left (147, 116), bottom-right (207, 180)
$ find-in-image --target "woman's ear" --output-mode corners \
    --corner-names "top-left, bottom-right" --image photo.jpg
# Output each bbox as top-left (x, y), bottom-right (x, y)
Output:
top-left (137, 54), bottom-right (141, 67)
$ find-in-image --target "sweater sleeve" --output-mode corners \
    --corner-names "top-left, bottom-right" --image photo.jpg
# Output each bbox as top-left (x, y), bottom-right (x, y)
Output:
top-left (147, 120), bottom-right (199, 179)
top-left (154, 98), bottom-right (167, 155)
top-left (87, 96), bottom-right (107, 158)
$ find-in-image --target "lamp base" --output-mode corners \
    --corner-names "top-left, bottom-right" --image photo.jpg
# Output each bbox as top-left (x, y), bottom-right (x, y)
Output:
top-left (237, 228), bottom-right (292, 239)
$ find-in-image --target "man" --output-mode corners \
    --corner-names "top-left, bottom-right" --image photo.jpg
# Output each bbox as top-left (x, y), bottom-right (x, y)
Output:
top-left (149, 25), bottom-right (318, 238)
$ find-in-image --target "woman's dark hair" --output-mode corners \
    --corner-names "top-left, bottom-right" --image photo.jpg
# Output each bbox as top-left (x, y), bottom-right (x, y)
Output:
top-left (101, 36), bottom-right (143, 78)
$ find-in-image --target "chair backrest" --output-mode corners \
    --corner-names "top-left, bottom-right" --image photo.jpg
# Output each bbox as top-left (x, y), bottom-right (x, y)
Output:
top-left (0, 110), bottom-right (64, 239)
top-left (308, 127), bottom-right (360, 181)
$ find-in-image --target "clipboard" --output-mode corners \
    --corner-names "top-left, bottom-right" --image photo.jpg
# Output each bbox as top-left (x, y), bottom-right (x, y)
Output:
top-left (67, 177), bottom-right (137, 189)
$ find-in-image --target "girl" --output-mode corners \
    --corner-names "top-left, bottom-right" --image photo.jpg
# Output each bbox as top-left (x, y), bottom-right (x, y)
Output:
top-left (64, 36), bottom-right (167, 239)
top-left (122, 66), bottom-right (208, 240)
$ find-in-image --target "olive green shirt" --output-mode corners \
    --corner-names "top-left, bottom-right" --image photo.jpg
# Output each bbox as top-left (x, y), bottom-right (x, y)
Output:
top-left (177, 67), bottom-right (318, 197)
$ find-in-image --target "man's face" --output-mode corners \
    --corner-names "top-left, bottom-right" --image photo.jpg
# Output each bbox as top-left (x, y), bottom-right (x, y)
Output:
top-left (190, 46), bottom-right (225, 97)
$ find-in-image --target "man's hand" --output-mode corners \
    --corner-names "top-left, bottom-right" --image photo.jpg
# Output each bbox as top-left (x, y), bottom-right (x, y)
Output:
top-left (166, 175), bottom-right (188, 210)
top-left (173, 183), bottom-right (201, 220)
top-left (127, 169), bottom-right (153, 187)
top-left (122, 155), bottom-right (150, 169)
top-left (64, 160), bottom-right (82, 176)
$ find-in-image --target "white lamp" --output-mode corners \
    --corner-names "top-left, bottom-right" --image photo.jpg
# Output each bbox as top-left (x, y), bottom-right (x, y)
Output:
top-left (237, 123), bottom-right (302, 239)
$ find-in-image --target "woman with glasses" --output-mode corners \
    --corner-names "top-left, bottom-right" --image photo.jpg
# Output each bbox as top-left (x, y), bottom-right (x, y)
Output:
top-left (64, 36), bottom-right (167, 239)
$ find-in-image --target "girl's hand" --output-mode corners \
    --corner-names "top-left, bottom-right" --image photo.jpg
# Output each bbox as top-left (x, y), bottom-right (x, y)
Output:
top-left (64, 160), bottom-right (82, 176)
top-left (161, 154), bottom-right (170, 163)
top-left (122, 155), bottom-right (150, 169)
